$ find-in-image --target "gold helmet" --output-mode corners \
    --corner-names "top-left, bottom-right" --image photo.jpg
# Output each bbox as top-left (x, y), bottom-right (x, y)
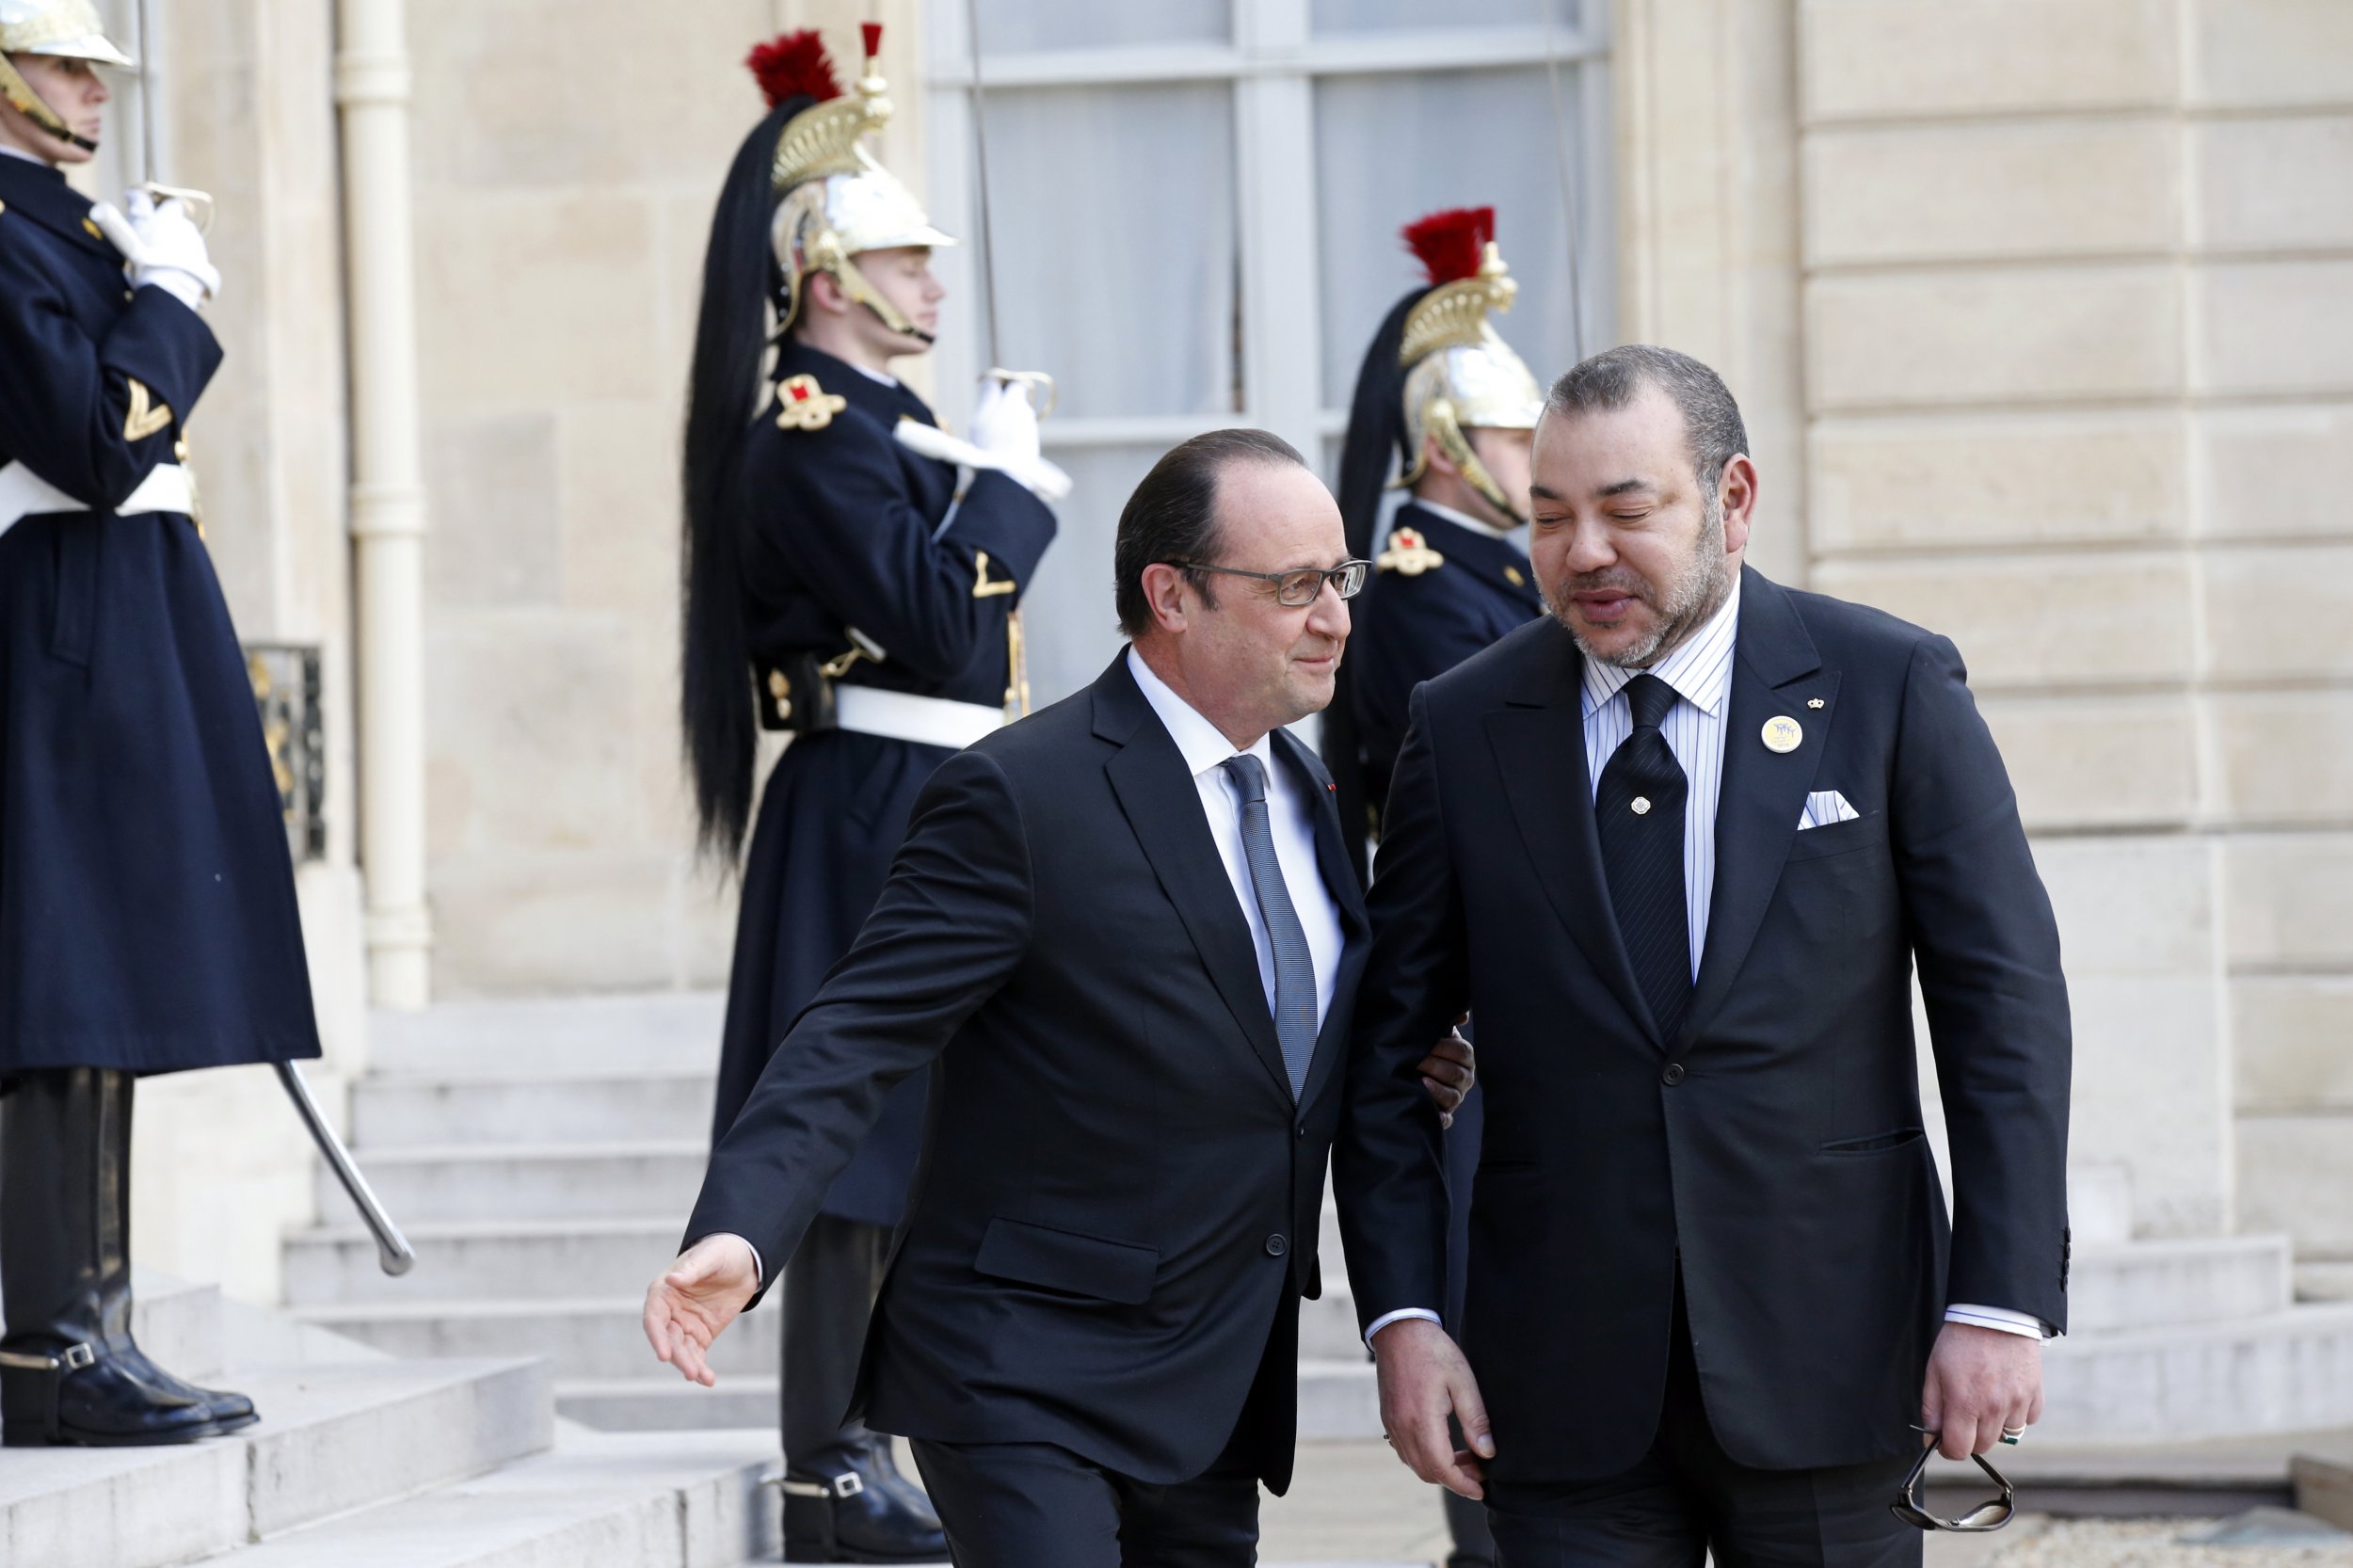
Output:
top-left (0, 0), bottom-right (134, 153)
top-left (1392, 208), bottom-right (1545, 522)
top-left (750, 26), bottom-right (953, 344)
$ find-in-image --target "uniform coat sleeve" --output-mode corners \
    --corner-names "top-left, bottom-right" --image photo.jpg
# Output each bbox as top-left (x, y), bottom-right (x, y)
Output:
top-left (0, 240), bottom-right (220, 510)
top-left (749, 414), bottom-right (1056, 683)
top-left (1894, 634), bottom-right (2073, 1330)
top-left (1331, 681), bottom-right (1462, 1332)
top-left (682, 745), bottom-right (1035, 1301)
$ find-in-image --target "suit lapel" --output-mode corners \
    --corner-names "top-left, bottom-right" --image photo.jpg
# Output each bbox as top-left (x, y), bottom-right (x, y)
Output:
top-left (1096, 664), bottom-right (1294, 1099)
top-left (1680, 570), bottom-right (1835, 1047)
top-left (1277, 729), bottom-right (1369, 1111)
top-left (1481, 621), bottom-right (1659, 1049)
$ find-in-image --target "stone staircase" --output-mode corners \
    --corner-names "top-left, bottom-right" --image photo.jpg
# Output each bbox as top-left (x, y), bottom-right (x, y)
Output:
top-left (281, 991), bottom-right (2353, 1452)
top-left (0, 1266), bottom-right (780, 1567)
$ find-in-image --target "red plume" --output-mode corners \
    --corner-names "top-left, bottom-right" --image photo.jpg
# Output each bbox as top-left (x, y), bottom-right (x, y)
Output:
top-left (1401, 207), bottom-right (1496, 287)
top-left (861, 23), bottom-right (884, 60)
top-left (746, 30), bottom-right (842, 109)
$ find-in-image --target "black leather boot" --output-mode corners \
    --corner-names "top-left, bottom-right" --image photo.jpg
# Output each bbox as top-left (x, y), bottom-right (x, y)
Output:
top-left (0, 1069), bottom-right (218, 1447)
top-left (781, 1438), bottom-right (950, 1563)
top-left (91, 1076), bottom-right (259, 1432)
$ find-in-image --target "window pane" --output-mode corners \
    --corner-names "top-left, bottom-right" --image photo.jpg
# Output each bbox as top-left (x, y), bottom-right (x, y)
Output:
top-left (1019, 445), bottom-right (1166, 706)
top-left (1313, 68), bottom-right (1597, 411)
top-left (1312, 0), bottom-right (1577, 34)
top-left (966, 86), bottom-right (1239, 420)
top-left (964, 0), bottom-right (1232, 54)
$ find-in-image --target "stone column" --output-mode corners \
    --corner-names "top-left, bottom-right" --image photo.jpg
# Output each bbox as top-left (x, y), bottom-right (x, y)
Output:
top-left (337, 0), bottom-right (434, 1008)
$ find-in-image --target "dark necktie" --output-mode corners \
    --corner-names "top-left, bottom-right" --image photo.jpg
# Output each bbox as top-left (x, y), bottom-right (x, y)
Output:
top-left (1222, 755), bottom-right (1317, 1097)
top-left (1595, 673), bottom-right (1691, 1042)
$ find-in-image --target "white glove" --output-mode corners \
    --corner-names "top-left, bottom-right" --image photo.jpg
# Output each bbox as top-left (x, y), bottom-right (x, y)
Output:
top-left (968, 377), bottom-right (1042, 467)
top-left (120, 190), bottom-right (220, 308)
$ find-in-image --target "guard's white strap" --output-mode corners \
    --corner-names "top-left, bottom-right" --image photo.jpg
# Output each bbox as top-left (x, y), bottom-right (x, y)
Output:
top-left (0, 460), bottom-right (195, 539)
top-left (834, 685), bottom-right (1006, 751)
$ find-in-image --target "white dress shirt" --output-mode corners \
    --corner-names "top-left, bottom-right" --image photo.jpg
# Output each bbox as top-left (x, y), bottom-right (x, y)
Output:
top-left (1369, 581), bottom-right (2049, 1346)
top-left (1127, 648), bottom-right (1344, 1032)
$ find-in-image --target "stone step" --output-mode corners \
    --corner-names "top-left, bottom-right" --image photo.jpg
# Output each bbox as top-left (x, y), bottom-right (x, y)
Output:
top-left (354, 1071), bottom-right (716, 1151)
top-left (2299, 1259), bottom-right (2353, 1303)
top-left (0, 1354), bottom-right (552, 1568)
top-left (128, 1267), bottom-right (226, 1382)
top-left (2040, 1304), bottom-right (2353, 1443)
top-left (191, 1424), bottom-right (777, 1568)
top-left (299, 1296), bottom-right (780, 1382)
top-left (2240, 1110), bottom-right (2353, 1254)
top-left (1298, 1359), bottom-right (1382, 1441)
top-left (2070, 1235), bottom-right (2295, 1331)
top-left (285, 1217), bottom-right (680, 1305)
top-left (557, 1375), bottom-right (779, 1433)
top-left (326, 1141), bottom-right (709, 1223)
top-left (369, 992), bottom-right (727, 1078)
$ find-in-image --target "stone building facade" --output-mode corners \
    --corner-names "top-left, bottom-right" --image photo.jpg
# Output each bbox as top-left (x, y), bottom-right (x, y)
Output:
top-left (107, 0), bottom-right (2349, 1336)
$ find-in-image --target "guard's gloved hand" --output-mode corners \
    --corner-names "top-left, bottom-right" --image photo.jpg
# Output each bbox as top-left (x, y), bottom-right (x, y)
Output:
top-left (120, 190), bottom-right (220, 308)
top-left (968, 376), bottom-right (1042, 468)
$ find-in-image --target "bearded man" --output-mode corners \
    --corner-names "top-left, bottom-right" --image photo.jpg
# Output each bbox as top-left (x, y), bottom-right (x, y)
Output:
top-left (1333, 344), bottom-right (2073, 1566)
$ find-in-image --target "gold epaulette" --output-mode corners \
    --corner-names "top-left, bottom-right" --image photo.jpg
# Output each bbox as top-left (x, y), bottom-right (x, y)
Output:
top-left (1375, 526), bottom-right (1445, 577)
top-left (775, 373), bottom-right (848, 432)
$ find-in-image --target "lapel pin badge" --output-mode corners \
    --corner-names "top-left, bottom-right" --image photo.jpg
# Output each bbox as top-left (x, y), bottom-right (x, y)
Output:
top-left (1762, 715), bottom-right (1803, 754)
top-left (1807, 697), bottom-right (1825, 710)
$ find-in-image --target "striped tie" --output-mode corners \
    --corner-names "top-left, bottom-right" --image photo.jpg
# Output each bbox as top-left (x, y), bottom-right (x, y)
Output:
top-left (1595, 673), bottom-right (1691, 1042)
top-left (1222, 755), bottom-right (1317, 1097)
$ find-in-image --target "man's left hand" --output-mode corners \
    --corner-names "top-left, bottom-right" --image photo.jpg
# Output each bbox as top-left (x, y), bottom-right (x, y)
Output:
top-left (1416, 1014), bottom-right (1474, 1128)
top-left (1920, 1320), bottom-right (2042, 1459)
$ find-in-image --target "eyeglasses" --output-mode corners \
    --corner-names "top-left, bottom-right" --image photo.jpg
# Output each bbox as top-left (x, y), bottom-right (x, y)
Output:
top-left (1168, 559), bottom-right (1370, 608)
top-left (1890, 1432), bottom-right (2017, 1533)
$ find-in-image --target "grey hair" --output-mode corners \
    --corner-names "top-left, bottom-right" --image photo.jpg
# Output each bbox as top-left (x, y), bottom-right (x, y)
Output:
top-left (1543, 344), bottom-right (1749, 504)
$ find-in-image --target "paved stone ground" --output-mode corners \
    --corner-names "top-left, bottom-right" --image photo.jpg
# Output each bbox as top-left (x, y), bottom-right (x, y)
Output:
top-left (1977, 1518), bottom-right (2353, 1567)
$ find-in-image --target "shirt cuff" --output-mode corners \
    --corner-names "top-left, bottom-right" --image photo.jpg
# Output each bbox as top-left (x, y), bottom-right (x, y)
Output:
top-left (1945, 1304), bottom-right (2054, 1340)
top-left (1364, 1307), bottom-right (1442, 1349)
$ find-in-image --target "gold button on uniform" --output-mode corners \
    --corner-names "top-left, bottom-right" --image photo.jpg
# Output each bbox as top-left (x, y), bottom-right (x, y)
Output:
top-left (1632, 796), bottom-right (1653, 815)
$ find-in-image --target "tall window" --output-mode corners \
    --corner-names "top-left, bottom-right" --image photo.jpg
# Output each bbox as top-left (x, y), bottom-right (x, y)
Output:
top-left (923, 0), bottom-right (1613, 704)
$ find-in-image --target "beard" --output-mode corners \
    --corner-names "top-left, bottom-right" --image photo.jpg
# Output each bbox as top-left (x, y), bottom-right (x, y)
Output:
top-left (1545, 494), bottom-right (1734, 669)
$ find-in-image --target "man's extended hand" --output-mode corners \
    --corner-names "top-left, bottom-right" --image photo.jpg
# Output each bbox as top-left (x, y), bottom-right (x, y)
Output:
top-left (1417, 1013), bottom-right (1475, 1128)
top-left (1371, 1316), bottom-right (1494, 1497)
top-left (642, 1234), bottom-right (760, 1387)
top-left (1920, 1320), bottom-right (2042, 1459)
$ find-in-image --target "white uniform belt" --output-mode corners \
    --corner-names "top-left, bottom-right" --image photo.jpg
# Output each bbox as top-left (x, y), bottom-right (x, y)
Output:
top-left (0, 461), bottom-right (195, 539)
top-left (833, 685), bottom-right (1006, 750)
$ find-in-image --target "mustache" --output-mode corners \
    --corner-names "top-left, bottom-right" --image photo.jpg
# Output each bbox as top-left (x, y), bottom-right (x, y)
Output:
top-left (1555, 569), bottom-right (1655, 600)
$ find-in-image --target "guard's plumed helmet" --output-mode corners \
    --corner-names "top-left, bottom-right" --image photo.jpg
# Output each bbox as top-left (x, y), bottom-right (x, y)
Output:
top-left (0, 0), bottom-right (134, 153)
top-left (751, 25), bottom-right (954, 343)
top-left (1391, 207), bottom-right (1545, 519)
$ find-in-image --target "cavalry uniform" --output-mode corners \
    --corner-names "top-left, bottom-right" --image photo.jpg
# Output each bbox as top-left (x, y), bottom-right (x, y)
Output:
top-left (0, 0), bottom-right (312, 1448)
top-left (682, 26), bottom-right (1056, 1562)
top-left (1330, 207), bottom-right (1545, 1568)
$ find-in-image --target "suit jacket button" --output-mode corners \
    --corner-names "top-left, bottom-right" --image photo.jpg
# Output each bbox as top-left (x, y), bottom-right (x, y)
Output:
top-left (1662, 1063), bottom-right (1686, 1086)
top-left (1264, 1234), bottom-right (1289, 1257)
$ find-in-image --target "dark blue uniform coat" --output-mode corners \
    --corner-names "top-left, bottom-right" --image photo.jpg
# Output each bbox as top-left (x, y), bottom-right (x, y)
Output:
top-left (1350, 500), bottom-right (1540, 1323)
top-left (0, 155), bottom-right (320, 1077)
top-left (713, 339), bottom-right (1055, 1227)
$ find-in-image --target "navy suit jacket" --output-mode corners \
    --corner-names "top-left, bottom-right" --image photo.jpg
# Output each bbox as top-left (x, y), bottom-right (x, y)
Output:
top-left (688, 651), bottom-right (1369, 1492)
top-left (1335, 567), bottom-right (2072, 1481)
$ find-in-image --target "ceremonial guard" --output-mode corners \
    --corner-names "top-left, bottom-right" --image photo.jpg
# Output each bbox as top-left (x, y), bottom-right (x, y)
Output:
top-left (680, 27), bottom-right (1059, 1563)
top-left (0, 0), bottom-right (318, 1446)
top-left (1329, 207), bottom-right (1545, 1568)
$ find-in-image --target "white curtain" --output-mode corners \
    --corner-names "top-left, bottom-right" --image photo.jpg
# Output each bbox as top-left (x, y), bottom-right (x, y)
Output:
top-left (1313, 67), bottom-right (1594, 410)
top-left (965, 85), bottom-right (1241, 420)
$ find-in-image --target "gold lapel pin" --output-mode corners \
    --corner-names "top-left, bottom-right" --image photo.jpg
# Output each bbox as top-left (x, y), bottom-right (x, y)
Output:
top-left (1762, 716), bottom-right (1803, 754)
top-left (1807, 697), bottom-right (1825, 710)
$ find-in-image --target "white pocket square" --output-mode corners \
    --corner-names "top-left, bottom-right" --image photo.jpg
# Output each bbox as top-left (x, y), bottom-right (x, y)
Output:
top-left (1798, 790), bottom-right (1861, 830)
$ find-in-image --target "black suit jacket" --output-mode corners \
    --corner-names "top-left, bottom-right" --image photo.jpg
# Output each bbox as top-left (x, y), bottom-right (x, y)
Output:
top-left (687, 652), bottom-right (1369, 1492)
top-left (1335, 567), bottom-right (2071, 1481)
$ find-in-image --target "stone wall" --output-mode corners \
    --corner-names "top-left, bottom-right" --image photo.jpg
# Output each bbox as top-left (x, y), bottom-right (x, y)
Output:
top-left (1793, 0), bottom-right (2353, 1248)
top-left (408, 0), bottom-right (924, 997)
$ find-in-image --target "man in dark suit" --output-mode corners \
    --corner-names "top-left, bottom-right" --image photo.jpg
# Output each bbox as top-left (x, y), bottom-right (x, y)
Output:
top-left (645, 427), bottom-right (1469, 1567)
top-left (1336, 344), bottom-right (2072, 1566)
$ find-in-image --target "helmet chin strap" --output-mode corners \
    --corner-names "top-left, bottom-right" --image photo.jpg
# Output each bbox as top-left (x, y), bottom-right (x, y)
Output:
top-left (0, 55), bottom-right (97, 154)
top-left (1409, 398), bottom-right (1530, 530)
